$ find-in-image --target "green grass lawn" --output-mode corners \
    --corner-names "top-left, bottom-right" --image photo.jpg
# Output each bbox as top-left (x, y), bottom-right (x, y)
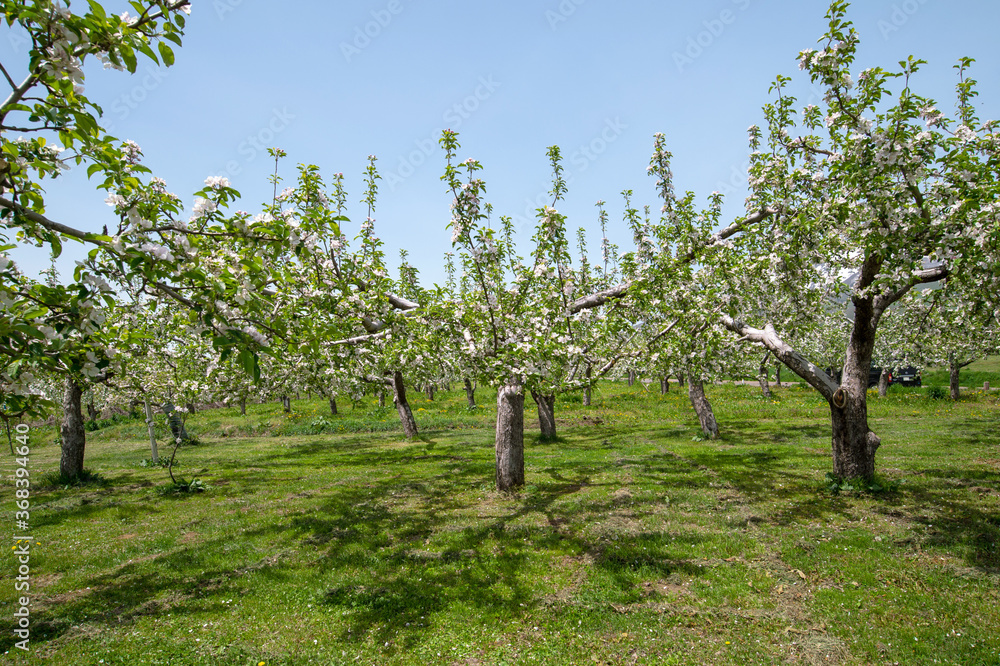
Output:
top-left (2, 383), bottom-right (999, 665)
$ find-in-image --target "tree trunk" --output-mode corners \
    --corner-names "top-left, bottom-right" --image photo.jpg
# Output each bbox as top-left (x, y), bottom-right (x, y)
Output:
top-left (531, 390), bottom-right (557, 440)
top-left (774, 362), bottom-right (781, 387)
top-left (627, 370), bottom-right (636, 387)
top-left (464, 378), bottom-right (476, 409)
top-left (830, 300), bottom-right (881, 480)
top-left (495, 378), bottom-right (525, 492)
top-left (86, 398), bottom-right (99, 423)
top-left (949, 352), bottom-right (961, 401)
top-left (583, 365), bottom-right (592, 406)
top-left (280, 395), bottom-right (291, 413)
top-left (877, 368), bottom-right (890, 397)
top-left (378, 389), bottom-right (385, 408)
top-left (239, 395), bottom-right (247, 416)
top-left (425, 384), bottom-right (435, 401)
top-left (661, 376), bottom-right (670, 394)
top-left (185, 402), bottom-right (196, 415)
top-left (687, 378), bottom-right (719, 439)
top-left (677, 373), bottom-right (685, 387)
top-left (758, 353), bottom-right (772, 398)
top-left (329, 395), bottom-right (338, 416)
top-left (391, 371), bottom-right (418, 439)
top-left (60, 377), bottom-right (87, 480)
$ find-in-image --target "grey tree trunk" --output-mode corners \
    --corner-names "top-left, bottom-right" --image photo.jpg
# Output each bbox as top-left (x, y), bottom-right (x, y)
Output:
top-left (378, 389), bottom-right (386, 408)
top-left (677, 373), bottom-right (685, 387)
top-left (949, 352), bottom-right (963, 401)
top-left (531, 390), bottom-right (557, 440)
top-left (758, 352), bottom-right (772, 398)
top-left (463, 378), bottom-right (476, 409)
top-left (583, 365), bottom-right (592, 406)
top-left (239, 395), bottom-right (247, 416)
top-left (627, 370), bottom-right (636, 387)
top-left (280, 395), bottom-right (291, 413)
top-left (661, 376), bottom-right (670, 394)
top-left (830, 292), bottom-right (881, 480)
top-left (877, 368), bottom-right (890, 397)
top-left (59, 377), bottom-right (86, 480)
top-left (329, 395), bottom-right (338, 416)
top-left (774, 362), bottom-right (781, 387)
top-left (495, 378), bottom-right (525, 492)
top-left (425, 384), bottom-right (435, 401)
top-left (391, 371), bottom-right (418, 439)
top-left (687, 378), bottom-right (719, 439)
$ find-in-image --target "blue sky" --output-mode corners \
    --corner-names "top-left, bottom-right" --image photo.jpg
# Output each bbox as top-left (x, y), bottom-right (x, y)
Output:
top-left (9, 0), bottom-right (1000, 288)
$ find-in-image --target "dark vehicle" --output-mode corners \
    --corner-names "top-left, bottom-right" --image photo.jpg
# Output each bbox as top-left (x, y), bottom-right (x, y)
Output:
top-left (891, 365), bottom-right (922, 387)
top-left (869, 365), bottom-right (922, 388)
top-left (826, 365), bottom-right (922, 388)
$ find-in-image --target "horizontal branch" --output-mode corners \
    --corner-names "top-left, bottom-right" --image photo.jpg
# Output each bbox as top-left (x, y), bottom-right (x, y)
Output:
top-left (330, 329), bottom-right (391, 347)
top-left (720, 314), bottom-right (838, 400)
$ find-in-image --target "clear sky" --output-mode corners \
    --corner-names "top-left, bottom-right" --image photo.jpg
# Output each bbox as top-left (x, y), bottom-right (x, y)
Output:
top-left (8, 0), bottom-right (1000, 288)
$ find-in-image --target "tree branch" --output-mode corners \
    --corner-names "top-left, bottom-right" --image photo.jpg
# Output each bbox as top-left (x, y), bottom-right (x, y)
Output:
top-left (720, 314), bottom-right (839, 400)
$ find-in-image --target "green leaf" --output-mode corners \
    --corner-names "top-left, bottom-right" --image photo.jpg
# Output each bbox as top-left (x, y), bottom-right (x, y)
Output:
top-left (158, 42), bottom-right (175, 66)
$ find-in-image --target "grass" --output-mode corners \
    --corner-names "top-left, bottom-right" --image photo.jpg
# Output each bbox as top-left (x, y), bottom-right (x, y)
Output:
top-left (923, 356), bottom-right (1000, 390)
top-left (2, 382), bottom-right (999, 665)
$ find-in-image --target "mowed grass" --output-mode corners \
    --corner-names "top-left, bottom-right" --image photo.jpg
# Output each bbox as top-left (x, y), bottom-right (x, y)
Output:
top-left (1, 382), bottom-right (999, 665)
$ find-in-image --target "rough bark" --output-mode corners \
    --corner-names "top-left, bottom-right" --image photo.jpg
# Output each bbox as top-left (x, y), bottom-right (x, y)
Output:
top-left (877, 368), bottom-right (890, 397)
top-left (378, 390), bottom-right (385, 408)
top-left (280, 395), bottom-right (291, 413)
top-left (390, 371), bottom-right (418, 439)
top-left (531, 390), bottom-right (557, 440)
top-left (687, 378), bottom-right (719, 439)
top-left (495, 378), bottom-right (525, 492)
top-left (238, 395), bottom-right (247, 416)
top-left (59, 377), bottom-right (86, 480)
top-left (463, 378), bottom-right (476, 409)
top-left (661, 376), bottom-right (670, 394)
top-left (425, 384), bottom-right (435, 401)
top-left (830, 339), bottom-right (880, 479)
top-left (677, 373), bottom-right (685, 387)
top-left (329, 396), bottom-right (338, 416)
top-left (584, 365), bottom-right (592, 406)
top-left (758, 352), bottom-right (772, 398)
top-left (775, 362), bottom-right (781, 387)
top-left (627, 370), bottom-right (636, 387)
